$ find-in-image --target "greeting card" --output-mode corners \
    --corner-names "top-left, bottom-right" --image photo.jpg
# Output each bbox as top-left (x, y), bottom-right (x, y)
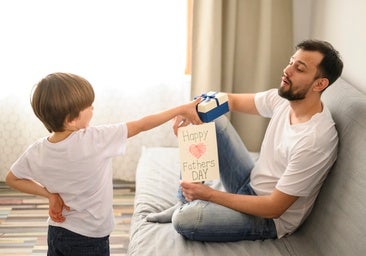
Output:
top-left (178, 122), bottom-right (220, 182)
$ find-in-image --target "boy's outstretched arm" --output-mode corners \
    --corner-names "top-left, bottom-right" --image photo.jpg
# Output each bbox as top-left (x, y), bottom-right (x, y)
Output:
top-left (5, 171), bottom-right (69, 222)
top-left (126, 98), bottom-right (202, 138)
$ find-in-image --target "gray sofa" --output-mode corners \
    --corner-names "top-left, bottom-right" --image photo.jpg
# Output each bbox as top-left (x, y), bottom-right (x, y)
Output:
top-left (128, 78), bottom-right (366, 256)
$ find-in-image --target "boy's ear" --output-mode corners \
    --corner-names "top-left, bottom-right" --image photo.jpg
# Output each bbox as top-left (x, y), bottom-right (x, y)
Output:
top-left (64, 115), bottom-right (77, 130)
top-left (313, 78), bottom-right (329, 92)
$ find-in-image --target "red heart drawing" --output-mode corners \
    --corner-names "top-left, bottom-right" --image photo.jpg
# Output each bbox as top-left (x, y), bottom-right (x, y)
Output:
top-left (189, 143), bottom-right (206, 159)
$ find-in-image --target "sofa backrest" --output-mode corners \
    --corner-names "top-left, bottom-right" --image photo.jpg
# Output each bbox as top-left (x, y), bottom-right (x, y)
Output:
top-left (286, 78), bottom-right (366, 255)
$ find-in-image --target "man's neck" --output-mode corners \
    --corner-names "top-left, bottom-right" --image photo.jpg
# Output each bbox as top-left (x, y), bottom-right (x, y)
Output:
top-left (289, 98), bottom-right (323, 125)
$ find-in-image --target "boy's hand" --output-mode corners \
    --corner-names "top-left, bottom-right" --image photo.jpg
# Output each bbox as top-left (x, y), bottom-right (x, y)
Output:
top-left (48, 193), bottom-right (70, 222)
top-left (172, 116), bottom-right (189, 135)
top-left (173, 98), bottom-right (203, 135)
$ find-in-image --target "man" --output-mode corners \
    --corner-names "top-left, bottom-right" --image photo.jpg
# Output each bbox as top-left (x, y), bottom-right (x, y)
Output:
top-left (147, 39), bottom-right (343, 241)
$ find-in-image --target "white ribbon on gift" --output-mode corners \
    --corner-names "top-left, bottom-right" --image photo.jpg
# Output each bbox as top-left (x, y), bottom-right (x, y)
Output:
top-left (197, 91), bottom-right (228, 113)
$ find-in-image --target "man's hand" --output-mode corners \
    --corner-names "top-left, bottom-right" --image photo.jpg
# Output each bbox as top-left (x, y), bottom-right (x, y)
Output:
top-left (48, 193), bottom-right (70, 222)
top-left (179, 180), bottom-right (214, 202)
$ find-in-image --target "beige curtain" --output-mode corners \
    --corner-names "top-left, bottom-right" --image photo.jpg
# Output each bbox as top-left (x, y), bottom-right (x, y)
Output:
top-left (190, 0), bottom-right (293, 151)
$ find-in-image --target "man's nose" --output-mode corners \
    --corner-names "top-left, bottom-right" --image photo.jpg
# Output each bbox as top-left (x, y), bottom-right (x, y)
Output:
top-left (283, 65), bottom-right (292, 77)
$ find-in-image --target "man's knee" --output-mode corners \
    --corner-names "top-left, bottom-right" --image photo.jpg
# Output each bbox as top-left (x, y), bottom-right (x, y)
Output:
top-left (172, 201), bottom-right (207, 232)
top-left (214, 115), bottom-right (229, 133)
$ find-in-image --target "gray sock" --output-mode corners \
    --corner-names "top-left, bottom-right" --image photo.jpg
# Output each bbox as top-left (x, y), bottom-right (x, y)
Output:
top-left (146, 202), bottom-right (183, 223)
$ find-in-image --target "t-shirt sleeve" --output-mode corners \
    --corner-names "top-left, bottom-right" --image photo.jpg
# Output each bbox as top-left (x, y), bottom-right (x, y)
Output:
top-left (10, 149), bottom-right (34, 180)
top-left (254, 88), bottom-right (283, 118)
top-left (92, 123), bottom-right (128, 158)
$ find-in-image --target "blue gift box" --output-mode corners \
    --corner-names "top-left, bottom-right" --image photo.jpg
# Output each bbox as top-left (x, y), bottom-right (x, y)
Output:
top-left (195, 91), bottom-right (229, 122)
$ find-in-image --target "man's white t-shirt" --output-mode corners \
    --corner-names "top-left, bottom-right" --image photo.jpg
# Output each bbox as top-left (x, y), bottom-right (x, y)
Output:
top-left (252, 89), bottom-right (338, 238)
top-left (11, 123), bottom-right (128, 238)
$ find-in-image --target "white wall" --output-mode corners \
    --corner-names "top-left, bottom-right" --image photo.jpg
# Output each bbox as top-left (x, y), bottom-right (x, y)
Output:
top-left (293, 0), bottom-right (366, 93)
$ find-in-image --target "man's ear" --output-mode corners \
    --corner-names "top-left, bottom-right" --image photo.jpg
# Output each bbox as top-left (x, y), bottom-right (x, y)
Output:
top-left (313, 78), bottom-right (329, 92)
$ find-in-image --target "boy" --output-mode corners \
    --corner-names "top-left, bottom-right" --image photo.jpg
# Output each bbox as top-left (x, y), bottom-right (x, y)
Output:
top-left (5, 72), bottom-right (201, 255)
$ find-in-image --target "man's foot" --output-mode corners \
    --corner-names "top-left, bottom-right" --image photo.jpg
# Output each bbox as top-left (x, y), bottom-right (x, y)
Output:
top-left (146, 202), bottom-right (182, 223)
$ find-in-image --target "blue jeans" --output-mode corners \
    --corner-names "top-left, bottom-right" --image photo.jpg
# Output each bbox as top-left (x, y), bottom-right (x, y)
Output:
top-left (47, 226), bottom-right (110, 256)
top-left (173, 116), bottom-right (277, 242)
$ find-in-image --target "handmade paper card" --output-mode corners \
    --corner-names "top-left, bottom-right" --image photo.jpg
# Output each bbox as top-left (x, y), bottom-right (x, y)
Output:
top-left (178, 122), bottom-right (220, 182)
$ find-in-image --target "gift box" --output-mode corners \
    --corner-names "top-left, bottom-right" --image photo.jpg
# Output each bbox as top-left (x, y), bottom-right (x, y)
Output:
top-left (195, 91), bottom-right (229, 122)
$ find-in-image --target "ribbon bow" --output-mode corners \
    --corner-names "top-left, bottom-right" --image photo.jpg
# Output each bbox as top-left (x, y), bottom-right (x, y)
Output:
top-left (195, 92), bottom-right (219, 105)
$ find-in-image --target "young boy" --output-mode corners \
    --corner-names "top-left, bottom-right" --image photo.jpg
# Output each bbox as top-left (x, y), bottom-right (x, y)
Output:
top-left (5, 72), bottom-right (201, 256)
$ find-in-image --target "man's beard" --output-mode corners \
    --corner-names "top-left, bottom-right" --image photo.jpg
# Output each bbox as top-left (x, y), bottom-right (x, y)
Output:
top-left (278, 81), bottom-right (309, 101)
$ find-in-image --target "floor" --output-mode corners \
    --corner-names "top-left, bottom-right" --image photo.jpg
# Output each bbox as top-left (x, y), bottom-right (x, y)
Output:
top-left (0, 181), bottom-right (135, 256)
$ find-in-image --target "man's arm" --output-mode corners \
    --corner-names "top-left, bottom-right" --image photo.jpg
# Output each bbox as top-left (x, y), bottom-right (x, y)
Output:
top-left (180, 181), bottom-right (298, 219)
top-left (172, 93), bottom-right (259, 134)
top-left (228, 93), bottom-right (259, 115)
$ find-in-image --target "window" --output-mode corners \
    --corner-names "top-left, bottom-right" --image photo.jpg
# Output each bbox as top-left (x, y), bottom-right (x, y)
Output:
top-left (0, 0), bottom-right (190, 181)
top-left (0, 0), bottom-right (187, 99)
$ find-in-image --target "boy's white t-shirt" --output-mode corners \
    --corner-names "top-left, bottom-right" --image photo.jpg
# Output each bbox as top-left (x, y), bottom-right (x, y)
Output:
top-left (252, 89), bottom-right (338, 238)
top-left (10, 123), bottom-right (128, 238)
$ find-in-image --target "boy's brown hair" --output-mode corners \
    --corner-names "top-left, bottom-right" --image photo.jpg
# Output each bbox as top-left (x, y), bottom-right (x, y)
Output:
top-left (31, 72), bottom-right (95, 132)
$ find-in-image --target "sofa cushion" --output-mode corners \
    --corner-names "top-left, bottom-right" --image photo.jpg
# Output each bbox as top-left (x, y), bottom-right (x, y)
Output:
top-left (129, 147), bottom-right (291, 256)
top-left (284, 78), bottom-right (366, 255)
